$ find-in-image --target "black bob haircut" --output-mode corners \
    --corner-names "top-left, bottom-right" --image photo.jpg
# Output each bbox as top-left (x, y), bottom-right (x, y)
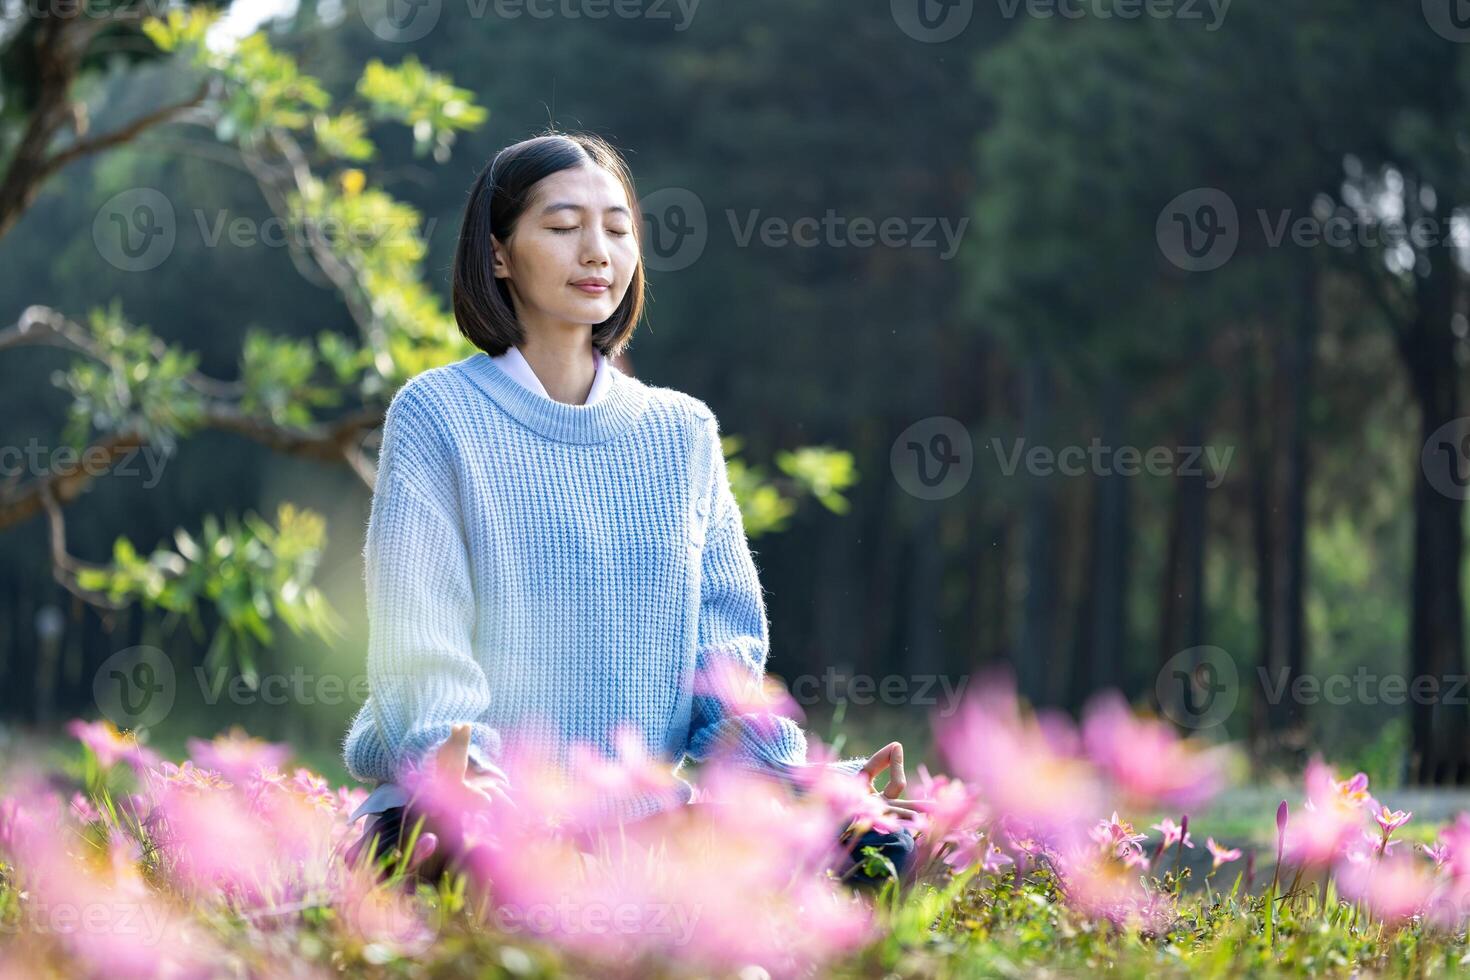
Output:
top-left (451, 130), bottom-right (646, 360)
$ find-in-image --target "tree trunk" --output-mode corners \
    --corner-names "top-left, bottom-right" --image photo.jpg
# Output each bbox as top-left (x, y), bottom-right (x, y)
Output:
top-left (1159, 418), bottom-right (1208, 705)
top-left (1017, 358), bottom-right (1057, 705)
top-left (1072, 380), bottom-right (1130, 706)
top-left (1401, 229), bottom-right (1468, 785)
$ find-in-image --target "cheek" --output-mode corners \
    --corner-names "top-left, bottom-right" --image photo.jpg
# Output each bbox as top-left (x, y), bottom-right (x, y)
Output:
top-left (617, 240), bottom-right (641, 275)
top-left (517, 237), bottom-right (571, 285)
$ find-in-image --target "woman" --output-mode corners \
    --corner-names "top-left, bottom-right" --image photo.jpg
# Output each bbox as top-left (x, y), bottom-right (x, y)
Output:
top-left (341, 130), bottom-right (918, 887)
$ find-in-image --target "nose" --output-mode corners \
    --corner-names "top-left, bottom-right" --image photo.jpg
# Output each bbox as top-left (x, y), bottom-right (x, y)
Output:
top-left (580, 228), bottom-right (613, 267)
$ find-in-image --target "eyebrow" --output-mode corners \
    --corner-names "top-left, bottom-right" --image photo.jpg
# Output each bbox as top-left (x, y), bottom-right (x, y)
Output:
top-left (539, 202), bottom-right (632, 219)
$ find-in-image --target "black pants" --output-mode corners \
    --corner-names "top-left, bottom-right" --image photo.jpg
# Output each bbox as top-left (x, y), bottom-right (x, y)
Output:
top-left (349, 804), bottom-right (916, 891)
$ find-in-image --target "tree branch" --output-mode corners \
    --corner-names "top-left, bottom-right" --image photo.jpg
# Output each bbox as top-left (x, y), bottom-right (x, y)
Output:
top-left (42, 79), bottom-right (213, 175)
top-left (0, 15), bottom-right (204, 242)
top-left (2, 305), bottom-right (243, 399)
top-left (0, 306), bottom-right (385, 537)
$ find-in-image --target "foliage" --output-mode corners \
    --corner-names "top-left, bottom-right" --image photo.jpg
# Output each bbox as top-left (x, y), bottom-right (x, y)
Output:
top-left (75, 503), bottom-right (343, 681)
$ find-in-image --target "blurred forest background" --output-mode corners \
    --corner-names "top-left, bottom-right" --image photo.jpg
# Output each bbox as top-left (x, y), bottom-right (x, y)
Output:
top-left (1, 0), bottom-right (1467, 789)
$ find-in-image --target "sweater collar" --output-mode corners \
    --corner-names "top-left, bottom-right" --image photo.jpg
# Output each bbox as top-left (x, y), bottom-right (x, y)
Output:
top-left (454, 350), bottom-right (650, 445)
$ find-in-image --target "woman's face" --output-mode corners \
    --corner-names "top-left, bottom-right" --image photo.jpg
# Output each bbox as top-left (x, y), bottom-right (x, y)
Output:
top-left (491, 163), bottom-right (639, 340)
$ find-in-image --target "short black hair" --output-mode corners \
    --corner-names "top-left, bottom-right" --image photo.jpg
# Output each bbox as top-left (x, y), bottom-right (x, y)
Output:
top-left (451, 129), bottom-right (645, 359)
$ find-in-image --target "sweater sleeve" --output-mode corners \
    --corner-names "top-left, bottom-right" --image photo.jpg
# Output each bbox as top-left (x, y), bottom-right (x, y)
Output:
top-left (681, 412), bottom-right (867, 788)
top-left (342, 386), bottom-right (506, 787)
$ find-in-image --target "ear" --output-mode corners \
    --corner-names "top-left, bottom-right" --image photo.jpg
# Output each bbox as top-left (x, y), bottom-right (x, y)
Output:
top-left (490, 234), bottom-right (511, 279)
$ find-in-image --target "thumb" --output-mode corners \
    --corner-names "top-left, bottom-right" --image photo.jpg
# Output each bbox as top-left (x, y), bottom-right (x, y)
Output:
top-left (434, 723), bottom-right (472, 777)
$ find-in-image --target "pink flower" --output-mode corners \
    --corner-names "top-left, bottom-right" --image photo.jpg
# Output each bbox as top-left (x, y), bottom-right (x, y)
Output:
top-left (1090, 811), bottom-right (1148, 864)
top-left (185, 728), bottom-right (291, 784)
top-left (2, 784), bottom-right (220, 976)
top-left (460, 744), bottom-right (874, 973)
top-left (1440, 813), bottom-right (1470, 880)
top-left (933, 669), bottom-right (1102, 834)
top-left (1081, 691), bottom-right (1230, 811)
top-left (981, 840), bottom-right (1015, 873)
top-left (65, 718), bottom-right (160, 771)
top-left (1338, 852), bottom-right (1436, 928)
top-left (1152, 817), bottom-right (1194, 850)
top-left (1421, 841), bottom-right (1450, 869)
top-left (1327, 770), bottom-right (1376, 811)
top-left (691, 656), bottom-right (805, 725)
top-left (1285, 757), bottom-right (1369, 867)
top-left (1205, 837), bottom-right (1242, 870)
top-left (1055, 850), bottom-right (1176, 931)
top-left (151, 760), bottom-right (232, 791)
top-left (1344, 830), bottom-right (1400, 864)
top-left (1375, 806), bottom-right (1412, 837)
top-left (68, 792), bottom-right (101, 824)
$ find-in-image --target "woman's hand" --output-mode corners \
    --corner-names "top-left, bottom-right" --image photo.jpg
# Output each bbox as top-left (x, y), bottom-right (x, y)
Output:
top-left (857, 740), bottom-right (928, 825)
top-left (430, 723), bottom-right (516, 814)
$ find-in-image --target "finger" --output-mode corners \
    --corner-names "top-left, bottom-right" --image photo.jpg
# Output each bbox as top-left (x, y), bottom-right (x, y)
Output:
top-left (435, 724), bottom-right (471, 777)
top-left (465, 784), bottom-right (496, 807)
top-left (860, 742), bottom-right (906, 796)
top-left (882, 742), bottom-right (906, 799)
top-left (880, 798), bottom-right (937, 810)
top-left (470, 775), bottom-right (518, 810)
top-left (881, 804), bottom-right (921, 821)
top-left (858, 742), bottom-right (897, 781)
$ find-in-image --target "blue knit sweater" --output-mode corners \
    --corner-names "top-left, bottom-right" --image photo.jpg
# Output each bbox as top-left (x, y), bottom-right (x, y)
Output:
top-left (341, 351), bottom-right (866, 822)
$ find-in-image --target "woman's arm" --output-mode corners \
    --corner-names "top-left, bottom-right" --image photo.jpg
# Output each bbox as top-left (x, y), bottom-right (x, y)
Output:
top-left (342, 384), bottom-right (507, 788)
top-left (681, 409), bottom-right (868, 786)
